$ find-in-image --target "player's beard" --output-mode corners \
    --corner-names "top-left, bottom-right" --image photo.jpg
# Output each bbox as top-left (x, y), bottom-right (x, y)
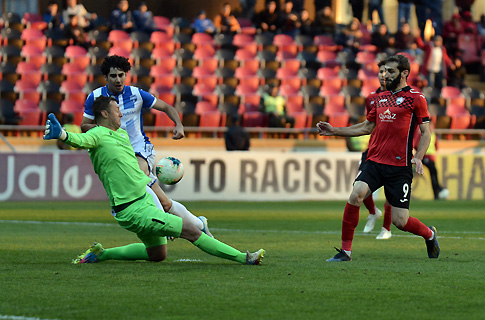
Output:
top-left (386, 72), bottom-right (402, 92)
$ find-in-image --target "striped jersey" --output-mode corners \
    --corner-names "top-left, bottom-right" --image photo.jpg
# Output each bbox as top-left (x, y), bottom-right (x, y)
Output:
top-left (84, 85), bottom-right (157, 153)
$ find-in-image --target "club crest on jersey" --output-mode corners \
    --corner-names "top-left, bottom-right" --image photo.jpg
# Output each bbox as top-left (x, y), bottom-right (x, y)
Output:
top-left (379, 108), bottom-right (396, 121)
top-left (396, 97), bottom-right (405, 105)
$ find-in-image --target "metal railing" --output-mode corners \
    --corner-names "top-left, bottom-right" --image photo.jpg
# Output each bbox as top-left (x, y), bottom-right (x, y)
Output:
top-left (1, 125), bottom-right (485, 141)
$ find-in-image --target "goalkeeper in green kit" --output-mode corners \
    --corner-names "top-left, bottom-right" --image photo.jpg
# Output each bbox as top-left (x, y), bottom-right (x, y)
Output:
top-left (43, 96), bottom-right (265, 265)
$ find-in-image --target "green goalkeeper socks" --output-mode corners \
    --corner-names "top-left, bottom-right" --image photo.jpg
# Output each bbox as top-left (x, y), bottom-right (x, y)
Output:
top-left (193, 233), bottom-right (246, 264)
top-left (98, 243), bottom-right (150, 261)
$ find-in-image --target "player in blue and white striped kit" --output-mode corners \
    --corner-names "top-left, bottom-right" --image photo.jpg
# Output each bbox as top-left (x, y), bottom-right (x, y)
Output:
top-left (81, 55), bottom-right (212, 241)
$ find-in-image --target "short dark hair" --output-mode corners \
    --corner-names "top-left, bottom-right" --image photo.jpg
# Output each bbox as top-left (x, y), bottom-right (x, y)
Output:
top-left (100, 55), bottom-right (131, 76)
top-left (377, 59), bottom-right (386, 68)
top-left (386, 54), bottom-right (410, 74)
top-left (92, 96), bottom-right (117, 121)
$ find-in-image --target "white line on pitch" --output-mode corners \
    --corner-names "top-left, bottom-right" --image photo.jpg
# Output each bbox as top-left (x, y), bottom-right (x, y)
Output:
top-left (0, 220), bottom-right (484, 240)
top-left (0, 315), bottom-right (60, 320)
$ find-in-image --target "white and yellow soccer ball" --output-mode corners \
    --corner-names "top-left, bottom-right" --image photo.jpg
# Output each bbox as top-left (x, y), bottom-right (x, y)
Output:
top-left (156, 156), bottom-right (184, 185)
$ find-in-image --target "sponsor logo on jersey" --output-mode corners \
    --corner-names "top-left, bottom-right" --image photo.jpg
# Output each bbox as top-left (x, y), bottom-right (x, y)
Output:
top-left (396, 97), bottom-right (405, 105)
top-left (379, 108), bottom-right (397, 121)
top-left (379, 99), bottom-right (388, 102)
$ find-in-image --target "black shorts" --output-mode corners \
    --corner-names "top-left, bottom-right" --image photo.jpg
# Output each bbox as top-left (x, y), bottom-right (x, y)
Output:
top-left (356, 160), bottom-right (413, 209)
top-left (358, 149), bottom-right (369, 171)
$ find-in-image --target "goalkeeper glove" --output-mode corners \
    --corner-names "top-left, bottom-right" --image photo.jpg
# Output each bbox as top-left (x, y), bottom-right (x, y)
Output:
top-left (43, 113), bottom-right (68, 141)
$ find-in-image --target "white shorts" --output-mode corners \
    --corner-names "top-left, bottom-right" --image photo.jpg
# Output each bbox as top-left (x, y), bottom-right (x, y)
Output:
top-left (135, 143), bottom-right (157, 187)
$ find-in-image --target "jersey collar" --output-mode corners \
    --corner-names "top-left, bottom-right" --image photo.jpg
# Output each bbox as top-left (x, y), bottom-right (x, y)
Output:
top-left (390, 85), bottom-right (411, 95)
top-left (105, 85), bottom-right (126, 96)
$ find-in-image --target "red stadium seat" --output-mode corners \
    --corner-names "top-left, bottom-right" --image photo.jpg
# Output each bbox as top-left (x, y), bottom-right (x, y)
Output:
top-left (242, 111), bottom-right (267, 127)
top-left (192, 33), bottom-right (215, 47)
top-left (233, 33), bottom-right (255, 48)
top-left (193, 66), bottom-right (215, 79)
top-left (64, 45), bottom-right (87, 59)
top-left (327, 112), bottom-right (350, 127)
top-left (195, 101), bottom-right (218, 114)
top-left (21, 28), bottom-right (46, 50)
top-left (193, 82), bottom-right (216, 96)
top-left (17, 108), bottom-right (42, 127)
top-left (14, 98), bottom-right (38, 113)
top-left (320, 84), bottom-right (341, 97)
top-left (313, 35), bottom-right (338, 51)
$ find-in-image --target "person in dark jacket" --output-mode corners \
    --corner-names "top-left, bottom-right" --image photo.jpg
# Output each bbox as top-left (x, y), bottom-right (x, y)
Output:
top-left (225, 115), bottom-right (250, 151)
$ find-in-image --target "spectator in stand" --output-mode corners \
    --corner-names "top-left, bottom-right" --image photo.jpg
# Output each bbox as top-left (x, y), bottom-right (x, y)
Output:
top-left (239, 0), bottom-right (257, 21)
top-left (461, 11), bottom-right (477, 34)
top-left (455, 0), bottom-right (475, 16)
top-left (280, 0), bottom-right (300, 37)
top-left (213, 2), bottom-right (241, 34)
top-left (225, 115), bottom-right (251, 151)
top-left (394, 22), bottom-right (424, 58)
top-left (413, 0), bottom-right (428, 39)
top-left (110, 0), bottom-right (133, 32)
top-left (443, 13), bottom-right (464, 56)
top-left (290, 0), bottom-right (304, 13)
top-left (478, 14), bottom-right (485, 36)
top-left (348, 0), bottom-right (364, 22)
top-left (254, 0), bottom-right (281, 33)
top-left (397, 0), bottom-right (413, 30)
top-left (371, 23), bottom-right (394, 54)
top-left (299, 9), bottom-right (315, 37)
top-left (57, 113), bottom-right (82, 150)
top-left (336, 18), bottom-right (363, 54)
top-left (447, 57), bottom-right (467, 89)
top-left (62, 0), bottom-right (97, 31)
top-left (262, 84), bottom-right (294, 129)
top-left (193, 10), bottom-right (216, 34)
top-left (427, 0), bottom-right (443, 35)
top-left (64, 14), bottom-right (88, 48)
top-left (368, 0), bottom-right (385, 26)
top-left (314, 0), bottom-right (332, 13)
top-left (132, 1), bottom-right (155, 33)
top-left (315, 6), bottom-right (336, 36)
top-left (44, 0), bottom-right (64, 29)
top-left (421, 35), bottom-right (452, 89)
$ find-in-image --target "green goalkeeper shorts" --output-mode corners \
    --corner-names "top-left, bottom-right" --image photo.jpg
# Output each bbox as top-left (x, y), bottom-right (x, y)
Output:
top-left (113, 193), bottom-right (183, 248)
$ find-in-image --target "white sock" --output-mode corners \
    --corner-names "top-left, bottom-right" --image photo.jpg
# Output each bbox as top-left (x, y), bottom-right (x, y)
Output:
top-left (146, 186), bottom-right (164, 212)
top-left (344, 250), bottom-right (351, 257)
top-left (169, 200), bottom-right (204, 230)
top-left (428, 230), bottom-right (435, 241)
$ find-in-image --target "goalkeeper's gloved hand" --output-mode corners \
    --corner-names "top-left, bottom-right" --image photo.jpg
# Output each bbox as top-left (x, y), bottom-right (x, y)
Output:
top-left (43, 113), bottom-right (67, 141)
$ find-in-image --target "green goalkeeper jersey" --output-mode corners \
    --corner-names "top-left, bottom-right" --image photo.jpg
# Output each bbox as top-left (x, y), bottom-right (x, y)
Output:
top-left (65, 126), bottom-right (151, 207)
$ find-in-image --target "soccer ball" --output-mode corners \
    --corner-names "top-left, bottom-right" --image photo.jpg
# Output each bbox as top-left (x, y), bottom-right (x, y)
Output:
top-left (156, 156), bottom-right (184, 185)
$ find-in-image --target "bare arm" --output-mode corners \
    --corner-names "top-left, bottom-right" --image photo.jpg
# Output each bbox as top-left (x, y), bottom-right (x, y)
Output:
top-left (317, 120), bottom-right (376, 137)
top-left (80, 116), bottom-right (97, 133)
top-left (152, 98), bottom-right (185, 140)
top-left (411, 122), bottom-right (431, 175)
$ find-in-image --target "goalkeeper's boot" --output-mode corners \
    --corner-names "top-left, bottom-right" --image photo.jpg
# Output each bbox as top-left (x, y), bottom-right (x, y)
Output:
top-left (72, 242), bottom-right (104, 264)
top-left (246, 249), bottom-right (265, 265)
top-left (326, 247), bottom-right (352, 262)
top-left (425, 226), bottom-right (440, 259)
top-left (363, 207), bottom-right (382, 233)
top-left (376, 227), bottom-right (392, 240)
top-left (198, 216), bottom-right (214, 238)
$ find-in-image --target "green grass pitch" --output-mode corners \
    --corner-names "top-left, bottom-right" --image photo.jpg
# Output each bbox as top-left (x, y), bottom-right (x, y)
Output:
top-left (0, 200), bottom-right (484, 320)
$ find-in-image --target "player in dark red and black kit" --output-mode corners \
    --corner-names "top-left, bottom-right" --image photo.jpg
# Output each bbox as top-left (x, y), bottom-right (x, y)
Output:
top-left (360, 60), bottom-right (393, 240)
top-left (318, 54), bottom-right (440, 261)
